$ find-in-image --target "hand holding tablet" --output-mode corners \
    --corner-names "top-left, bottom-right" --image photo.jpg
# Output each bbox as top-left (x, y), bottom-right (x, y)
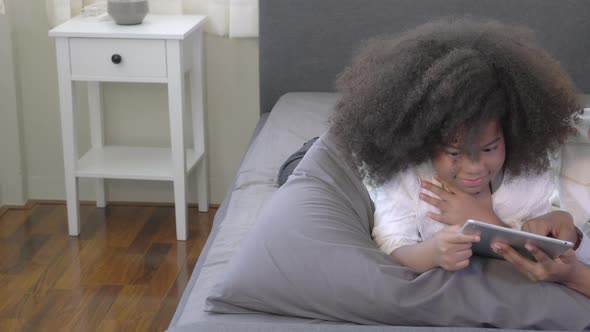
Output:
top-left (461, 219), bottom-right (574, 261)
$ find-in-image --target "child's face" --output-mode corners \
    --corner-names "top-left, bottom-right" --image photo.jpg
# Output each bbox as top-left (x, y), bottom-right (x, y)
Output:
top-left (431, 120), bottom-right (505, 195)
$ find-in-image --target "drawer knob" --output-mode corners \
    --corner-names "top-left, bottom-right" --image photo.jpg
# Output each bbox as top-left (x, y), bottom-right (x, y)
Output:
top-left (111, 54), bottom-right (122, 64)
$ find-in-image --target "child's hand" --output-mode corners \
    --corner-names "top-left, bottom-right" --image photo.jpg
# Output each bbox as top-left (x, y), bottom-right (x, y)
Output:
top-left (427, 226), bottom-right (479, 271)
top-left (420, 175), bottom-right (502, 226)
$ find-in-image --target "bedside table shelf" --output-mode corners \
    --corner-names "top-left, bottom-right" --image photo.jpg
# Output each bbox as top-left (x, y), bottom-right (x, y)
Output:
top-left (77, 146), bottom-right (203, 181)
top-left (49, 15), bottom-right (208, 241)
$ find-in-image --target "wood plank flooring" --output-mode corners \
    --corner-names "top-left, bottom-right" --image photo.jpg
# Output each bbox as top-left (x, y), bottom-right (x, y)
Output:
top-left (0, 203), bottom-right (216, 331)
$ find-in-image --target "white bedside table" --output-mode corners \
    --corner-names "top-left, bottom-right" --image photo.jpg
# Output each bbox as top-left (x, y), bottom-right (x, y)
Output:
top-left (49, 14), bottom-right (208, 240)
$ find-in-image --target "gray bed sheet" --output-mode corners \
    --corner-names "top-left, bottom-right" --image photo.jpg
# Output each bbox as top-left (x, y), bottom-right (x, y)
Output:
top-left (167, 93), bottom-right (552, 332)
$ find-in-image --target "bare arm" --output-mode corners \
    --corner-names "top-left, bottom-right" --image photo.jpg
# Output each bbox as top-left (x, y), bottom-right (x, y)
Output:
top-left (563, 262), bottom-right (590, 297)
top-left (391, 241), bottom-right (438, 273)
top-left (391, 226), bottom-right (480, 273)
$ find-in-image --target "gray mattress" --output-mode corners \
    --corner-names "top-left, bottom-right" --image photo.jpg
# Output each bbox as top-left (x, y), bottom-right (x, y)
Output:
top-left (168, 93), bottom-right (340, 330)
top-left (167, 93), bottom-right (552, 332)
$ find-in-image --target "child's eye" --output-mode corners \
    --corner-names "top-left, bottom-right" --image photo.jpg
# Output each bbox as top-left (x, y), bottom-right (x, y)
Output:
top-left (482, 146), bottom-right (498, 153)
top-left (446, 150), bottom-right (461, 157)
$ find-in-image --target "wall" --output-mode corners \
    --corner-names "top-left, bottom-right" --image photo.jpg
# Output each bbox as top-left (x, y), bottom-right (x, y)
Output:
top-left (0, 1), bottom-right (26, 206)
top-left (4, 1), bottom-right (260, 206)
top-left (2, 2), bottom-right (589, 207)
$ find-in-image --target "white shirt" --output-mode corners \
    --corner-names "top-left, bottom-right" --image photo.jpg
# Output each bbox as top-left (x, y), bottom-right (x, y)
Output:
top-left (557, 109), bottom-right (590, 227)
top-left (556, 108), bottom-right (590, 265)
top-left (369, 162), bottom-right (556, 255)
top-left (577, 224), bottom-right (590, 265)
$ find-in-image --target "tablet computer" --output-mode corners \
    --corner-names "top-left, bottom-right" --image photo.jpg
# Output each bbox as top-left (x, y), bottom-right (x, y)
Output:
top-left (461, 219), bottom-right (574, 261)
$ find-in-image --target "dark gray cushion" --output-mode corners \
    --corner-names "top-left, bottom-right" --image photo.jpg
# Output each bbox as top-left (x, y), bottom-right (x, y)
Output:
top-left (277, 137), bottom-right (319, 186)
top-left (206, 130), bottom-right (590, 330)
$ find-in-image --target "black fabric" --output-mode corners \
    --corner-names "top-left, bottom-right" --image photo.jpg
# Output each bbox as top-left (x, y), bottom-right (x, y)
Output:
top-left (277, 137), bottom-right (319, 186)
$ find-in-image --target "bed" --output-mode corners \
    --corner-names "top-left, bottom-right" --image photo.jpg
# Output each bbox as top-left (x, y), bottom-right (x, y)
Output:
top-left (168, 1), bottom-right (590, 331)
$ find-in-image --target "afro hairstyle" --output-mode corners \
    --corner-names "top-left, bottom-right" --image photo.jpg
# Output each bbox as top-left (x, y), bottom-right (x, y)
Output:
top-left (330, 18), bottom-right (582, 185)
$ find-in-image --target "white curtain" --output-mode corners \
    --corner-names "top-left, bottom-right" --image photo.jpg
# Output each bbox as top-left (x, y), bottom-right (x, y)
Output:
top-left (46, 0), bottom-right (258, 37)
top-left (46, 0), bottom-right (83, 26)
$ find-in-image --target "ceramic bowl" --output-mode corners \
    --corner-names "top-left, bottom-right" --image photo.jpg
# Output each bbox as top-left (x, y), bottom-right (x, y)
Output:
top-left (107, 0), bottom-right (149, 25)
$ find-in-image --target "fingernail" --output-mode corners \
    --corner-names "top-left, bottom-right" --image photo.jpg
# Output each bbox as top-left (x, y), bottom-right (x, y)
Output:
top-left (491, 243), bottom-right (501, 252)
top-left (525, 244), bottom-right (534, 251)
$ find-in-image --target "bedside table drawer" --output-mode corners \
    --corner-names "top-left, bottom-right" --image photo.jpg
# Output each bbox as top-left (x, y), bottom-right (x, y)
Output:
top-left (69, 38), bottom-right (167, 79)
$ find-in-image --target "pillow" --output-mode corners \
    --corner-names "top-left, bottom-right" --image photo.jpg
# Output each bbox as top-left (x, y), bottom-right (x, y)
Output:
top-left (206, 130), bottom-right (590, 330)
top-left (559, 109), bottom-right (590, 228)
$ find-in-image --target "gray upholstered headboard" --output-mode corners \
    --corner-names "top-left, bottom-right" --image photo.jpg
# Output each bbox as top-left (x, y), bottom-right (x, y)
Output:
top-left (259, 0), bottom-right (590, 114)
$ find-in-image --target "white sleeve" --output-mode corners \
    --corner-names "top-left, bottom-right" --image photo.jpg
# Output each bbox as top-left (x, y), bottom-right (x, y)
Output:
top-left (370, 173), bottom-right (420, 255)
top-left (528, 171), bottom-right (556, 216)
top-left (557, 110), bottom-right (590, 228)
top-left (575, 225), bottom-right (590, 265)
top-left (500, 170), bottom-right (555, 229)
top-left (523, 171), bottom-right (555, 225)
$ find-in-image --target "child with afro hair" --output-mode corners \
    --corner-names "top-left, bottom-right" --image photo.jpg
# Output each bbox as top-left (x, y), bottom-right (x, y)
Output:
top-left (330, 18), bottom-right (583, 273)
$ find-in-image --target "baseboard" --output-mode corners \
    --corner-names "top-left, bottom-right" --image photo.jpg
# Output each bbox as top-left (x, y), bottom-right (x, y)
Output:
top-left (0, 201), bottom-right (35, 210)
top-left (27, 175), bottom-right (224, 206)
top-left (0, 201), bottom-right (34, 217)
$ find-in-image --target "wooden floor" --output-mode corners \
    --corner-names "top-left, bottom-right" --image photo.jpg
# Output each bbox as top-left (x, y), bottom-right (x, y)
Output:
top-left (0, 202), bottom-right (216, 332)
